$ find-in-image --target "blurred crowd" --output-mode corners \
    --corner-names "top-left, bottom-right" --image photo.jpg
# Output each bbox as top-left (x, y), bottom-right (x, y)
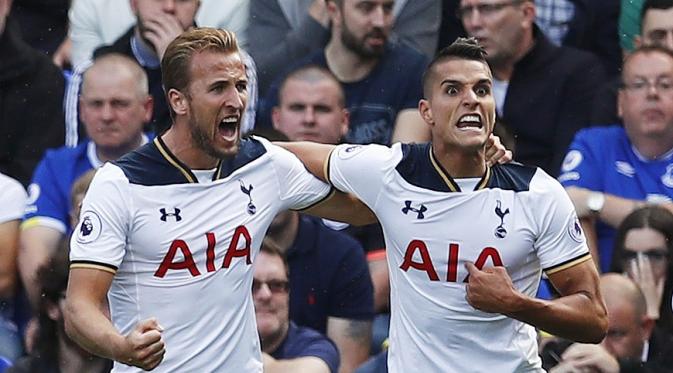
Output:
top-left (1, 0), bottom-right (673, 372)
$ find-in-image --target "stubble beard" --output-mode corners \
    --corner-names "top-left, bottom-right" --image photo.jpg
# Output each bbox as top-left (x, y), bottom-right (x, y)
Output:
top-left (341, 23), bottom-right (386, 60)
top-left (188, 115), bottom-right (239, 160)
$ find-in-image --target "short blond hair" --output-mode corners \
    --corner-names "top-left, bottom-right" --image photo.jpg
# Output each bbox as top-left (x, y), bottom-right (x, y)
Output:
top-left (161, 27), bottom-right (240, 96)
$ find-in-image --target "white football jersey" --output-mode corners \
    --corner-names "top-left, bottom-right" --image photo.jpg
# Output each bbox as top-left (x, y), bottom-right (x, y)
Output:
top-left (70, 136), bottom-right (331, 373)
top-left (328, 143), bottom-right (590, 373)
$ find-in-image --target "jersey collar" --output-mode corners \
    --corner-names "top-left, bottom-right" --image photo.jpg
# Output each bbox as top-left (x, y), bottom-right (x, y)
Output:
top-left (154, 136), bottom-right (225, 183)
top-left (428, 146), bottom-right (491, 192)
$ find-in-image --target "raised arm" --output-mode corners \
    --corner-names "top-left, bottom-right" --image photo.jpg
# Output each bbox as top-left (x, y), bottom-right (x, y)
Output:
top-left (465, 259), bottom-right (607, 343)
top-left (279, 141), bottom-right (377, 226)
top-left (64, 267), bottom-right (166, 370)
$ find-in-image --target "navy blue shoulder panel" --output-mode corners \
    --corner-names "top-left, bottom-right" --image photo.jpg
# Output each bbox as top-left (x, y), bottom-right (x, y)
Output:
top-left (216, 137), bottom-right (267, 180)
top-left (487, 163), bottom-right (537, 192)
top-left (395, 143), bottom-right (453, 192)
top-left (114, 137), bottom-right (268, 186)
top-left (113, 142), bottom-right (189, 185)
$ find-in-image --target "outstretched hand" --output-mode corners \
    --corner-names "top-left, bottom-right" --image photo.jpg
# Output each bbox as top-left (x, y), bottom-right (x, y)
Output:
top-left (464, 262), bottom-right (519, 314)
top-left (120, 317), bottom-right (166, 371)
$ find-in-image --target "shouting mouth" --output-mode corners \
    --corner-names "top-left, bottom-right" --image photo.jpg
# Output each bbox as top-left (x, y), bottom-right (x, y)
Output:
top-left (218, 116), bottom-right (239, 141)
top-left (456, 114), bottom-right (483, 130)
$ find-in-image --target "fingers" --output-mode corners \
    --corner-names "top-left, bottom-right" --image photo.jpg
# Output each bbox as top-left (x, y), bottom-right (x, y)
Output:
top-left (125, 318), bottom-right (166, 370)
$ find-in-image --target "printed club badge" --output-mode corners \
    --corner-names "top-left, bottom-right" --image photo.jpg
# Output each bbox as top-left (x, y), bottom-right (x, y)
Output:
top-left (76, 211), bottom-right (102, 244)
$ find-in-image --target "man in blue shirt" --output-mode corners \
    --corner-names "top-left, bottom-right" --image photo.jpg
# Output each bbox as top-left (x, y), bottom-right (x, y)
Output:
top-left (560, 45), bottom-right (673, 272)
top-left (19, 53), bottom-right (151, 307)
top-left (255, 242), bottom-right (340, 373)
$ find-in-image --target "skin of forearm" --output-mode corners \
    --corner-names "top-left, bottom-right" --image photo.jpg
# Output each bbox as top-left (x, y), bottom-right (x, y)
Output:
top-left (505, 291), bottom-right (607, 343)
top-left (64, 297), bottom-right (127, 362)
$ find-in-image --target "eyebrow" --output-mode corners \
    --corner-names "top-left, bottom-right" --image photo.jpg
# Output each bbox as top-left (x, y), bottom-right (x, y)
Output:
top-left (440, 78), bottom-right (492, 86)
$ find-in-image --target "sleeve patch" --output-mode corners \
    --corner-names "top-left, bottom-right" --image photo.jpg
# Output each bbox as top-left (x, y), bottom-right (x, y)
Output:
top-left (75, 210), bottom-right (103, 244)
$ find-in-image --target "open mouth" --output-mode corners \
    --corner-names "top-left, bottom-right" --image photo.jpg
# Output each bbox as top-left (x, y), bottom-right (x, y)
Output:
top-left (456, 114), bottom-right (483, 130)
top-left (218, 116), bottom-right (239, 140)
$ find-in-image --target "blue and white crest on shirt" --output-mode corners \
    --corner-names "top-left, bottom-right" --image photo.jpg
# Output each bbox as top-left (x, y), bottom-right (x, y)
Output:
top-left (661, 164), bottom-right (673, 188)
top-left (567, 216), bottom-right (584, 243)
top-left (337, 145), bottom-right (365, 160)
top-left (75, 211), bottom-right (102, 244)
top-left (561, 150), bottom-right (582, 172)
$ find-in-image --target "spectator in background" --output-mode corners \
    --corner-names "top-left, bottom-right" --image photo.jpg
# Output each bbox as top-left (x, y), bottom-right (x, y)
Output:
top-left (0, 173), bottom-right (27, 363)
top-left (7, 247), bottom-right (112, 373)
top-left (68, 0), bottom-right (251, 68)
top-left (261, 0), bottom-right (430, 146)
top-left (263, 208), bottom-right (373, 373)
top-left (0, 0), bottom-right (65, 186)
top-left (9, 0), bottom-right (68, 56)
top-left (246, 0), bottom-right (440, 96)
top-left (535, 0), bottom-right (621, 77)
top-left (560, 45), bottom-right (673, 272)
top-left (64, 0), bottom-right (257, 141)
top-left (255, 241), bottom-right (340, 373)
top-left (548, 274), bottom-right (673, 373)
top-left (19, 54), bottom-right (151, 309)
top-left (592, 0), bottom-right (673, 126)
top-left (458, 0), bottom-right (606, 176)
top-left (610, 206), bottom-right (673, 335)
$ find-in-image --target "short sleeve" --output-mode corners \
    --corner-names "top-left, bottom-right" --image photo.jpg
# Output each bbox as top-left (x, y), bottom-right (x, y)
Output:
top-left (531, 171), bottom-right (591, 273)
top-left (0, 174), bottom-right (27, 223)
top-left (23, 156), bottom-right (69, 233)
top-left (262, 139), bottom-right (332, 210)
top-left (558, 129), bottom-right (602, 190)
top-left (69, 164), bottom-right (129, 272)
top-left (328, 143), bottom-right (397, 207)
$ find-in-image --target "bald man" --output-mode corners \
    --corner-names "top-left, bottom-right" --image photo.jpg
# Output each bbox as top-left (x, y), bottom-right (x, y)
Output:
top-left (20, 53), bottom-right (152, 307)
top-left (550, 274), bottom-right (673, 372)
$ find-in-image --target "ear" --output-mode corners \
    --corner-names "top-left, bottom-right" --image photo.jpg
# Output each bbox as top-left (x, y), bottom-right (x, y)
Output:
top-left (617, 89), bottom-right (624, 119)
top-left (326, 1), bottom-right (341, 27)
top-left (46, 301), bottom-right (61, 322)
top-left (521, 1), bottom-right (536, 27)
top-left (641, 316), bottom-right (655, 341)
top-left (271, 106), bottom-right (282, 131)
top-left (339, 108), bottom-right (350, 138)
top-left (168, 88), bottom-right (188, 117)
top-left (634, 35), bottom-right (643, 49)
top-left (143, 95), bottom-right (154, 124)
top-left (129, 0), bottom-right (139, 14)
top-left (419, 99), bottom-right (434, 126)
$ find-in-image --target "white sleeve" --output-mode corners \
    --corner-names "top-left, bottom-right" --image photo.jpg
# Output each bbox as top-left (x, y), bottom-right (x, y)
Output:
top-left (0, 174), bottom-right (27, 223)
top-left (69, 164), bottom-right (129, 272)
top-left (529, 170), bottom-right (591, 273)
top-left (328, 143), bottom-right (396, 207)
top-left (262, 140), bottom-right (332, 211)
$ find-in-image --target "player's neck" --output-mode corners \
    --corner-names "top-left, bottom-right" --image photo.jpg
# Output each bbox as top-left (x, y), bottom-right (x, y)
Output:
top-left (432, 144), bottom-right (487, 178)
top-left (161, 126), bottom-right (219, 169)
top-left (325, 39), bottom-right (378, 83)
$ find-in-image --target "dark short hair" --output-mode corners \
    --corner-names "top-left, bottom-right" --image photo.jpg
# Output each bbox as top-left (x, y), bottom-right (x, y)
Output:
top-left (422, 37), bottom-right (489, 98)
top-left (641, 0), bottom-right (673, 26)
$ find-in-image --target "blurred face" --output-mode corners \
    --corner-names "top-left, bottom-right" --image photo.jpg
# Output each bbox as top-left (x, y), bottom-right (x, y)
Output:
top-left (639, 8), bottom-right (673, 50)
top-left (182, 50), bottom-right (248, 158)
top-left (80, 68), bottom-right (152, 154)
top-left (420, 58), bottom-right (496, 151)
top-left (619, 51), bottom-right (673, 143)
top-left (622, 227), bottom-right (670, 285)
top-left (132, 0), bottom-right (199, 32)
top-left (253, 252), bottom-right (290, 348)
top-left (458, 0), bottom-right (533, 65)
top-left (273, 78), bottom-right (349, 144)
top-left (600, 299), bottom-right (647, 360)
top-left (335, 0), bottom-right (394, 59)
